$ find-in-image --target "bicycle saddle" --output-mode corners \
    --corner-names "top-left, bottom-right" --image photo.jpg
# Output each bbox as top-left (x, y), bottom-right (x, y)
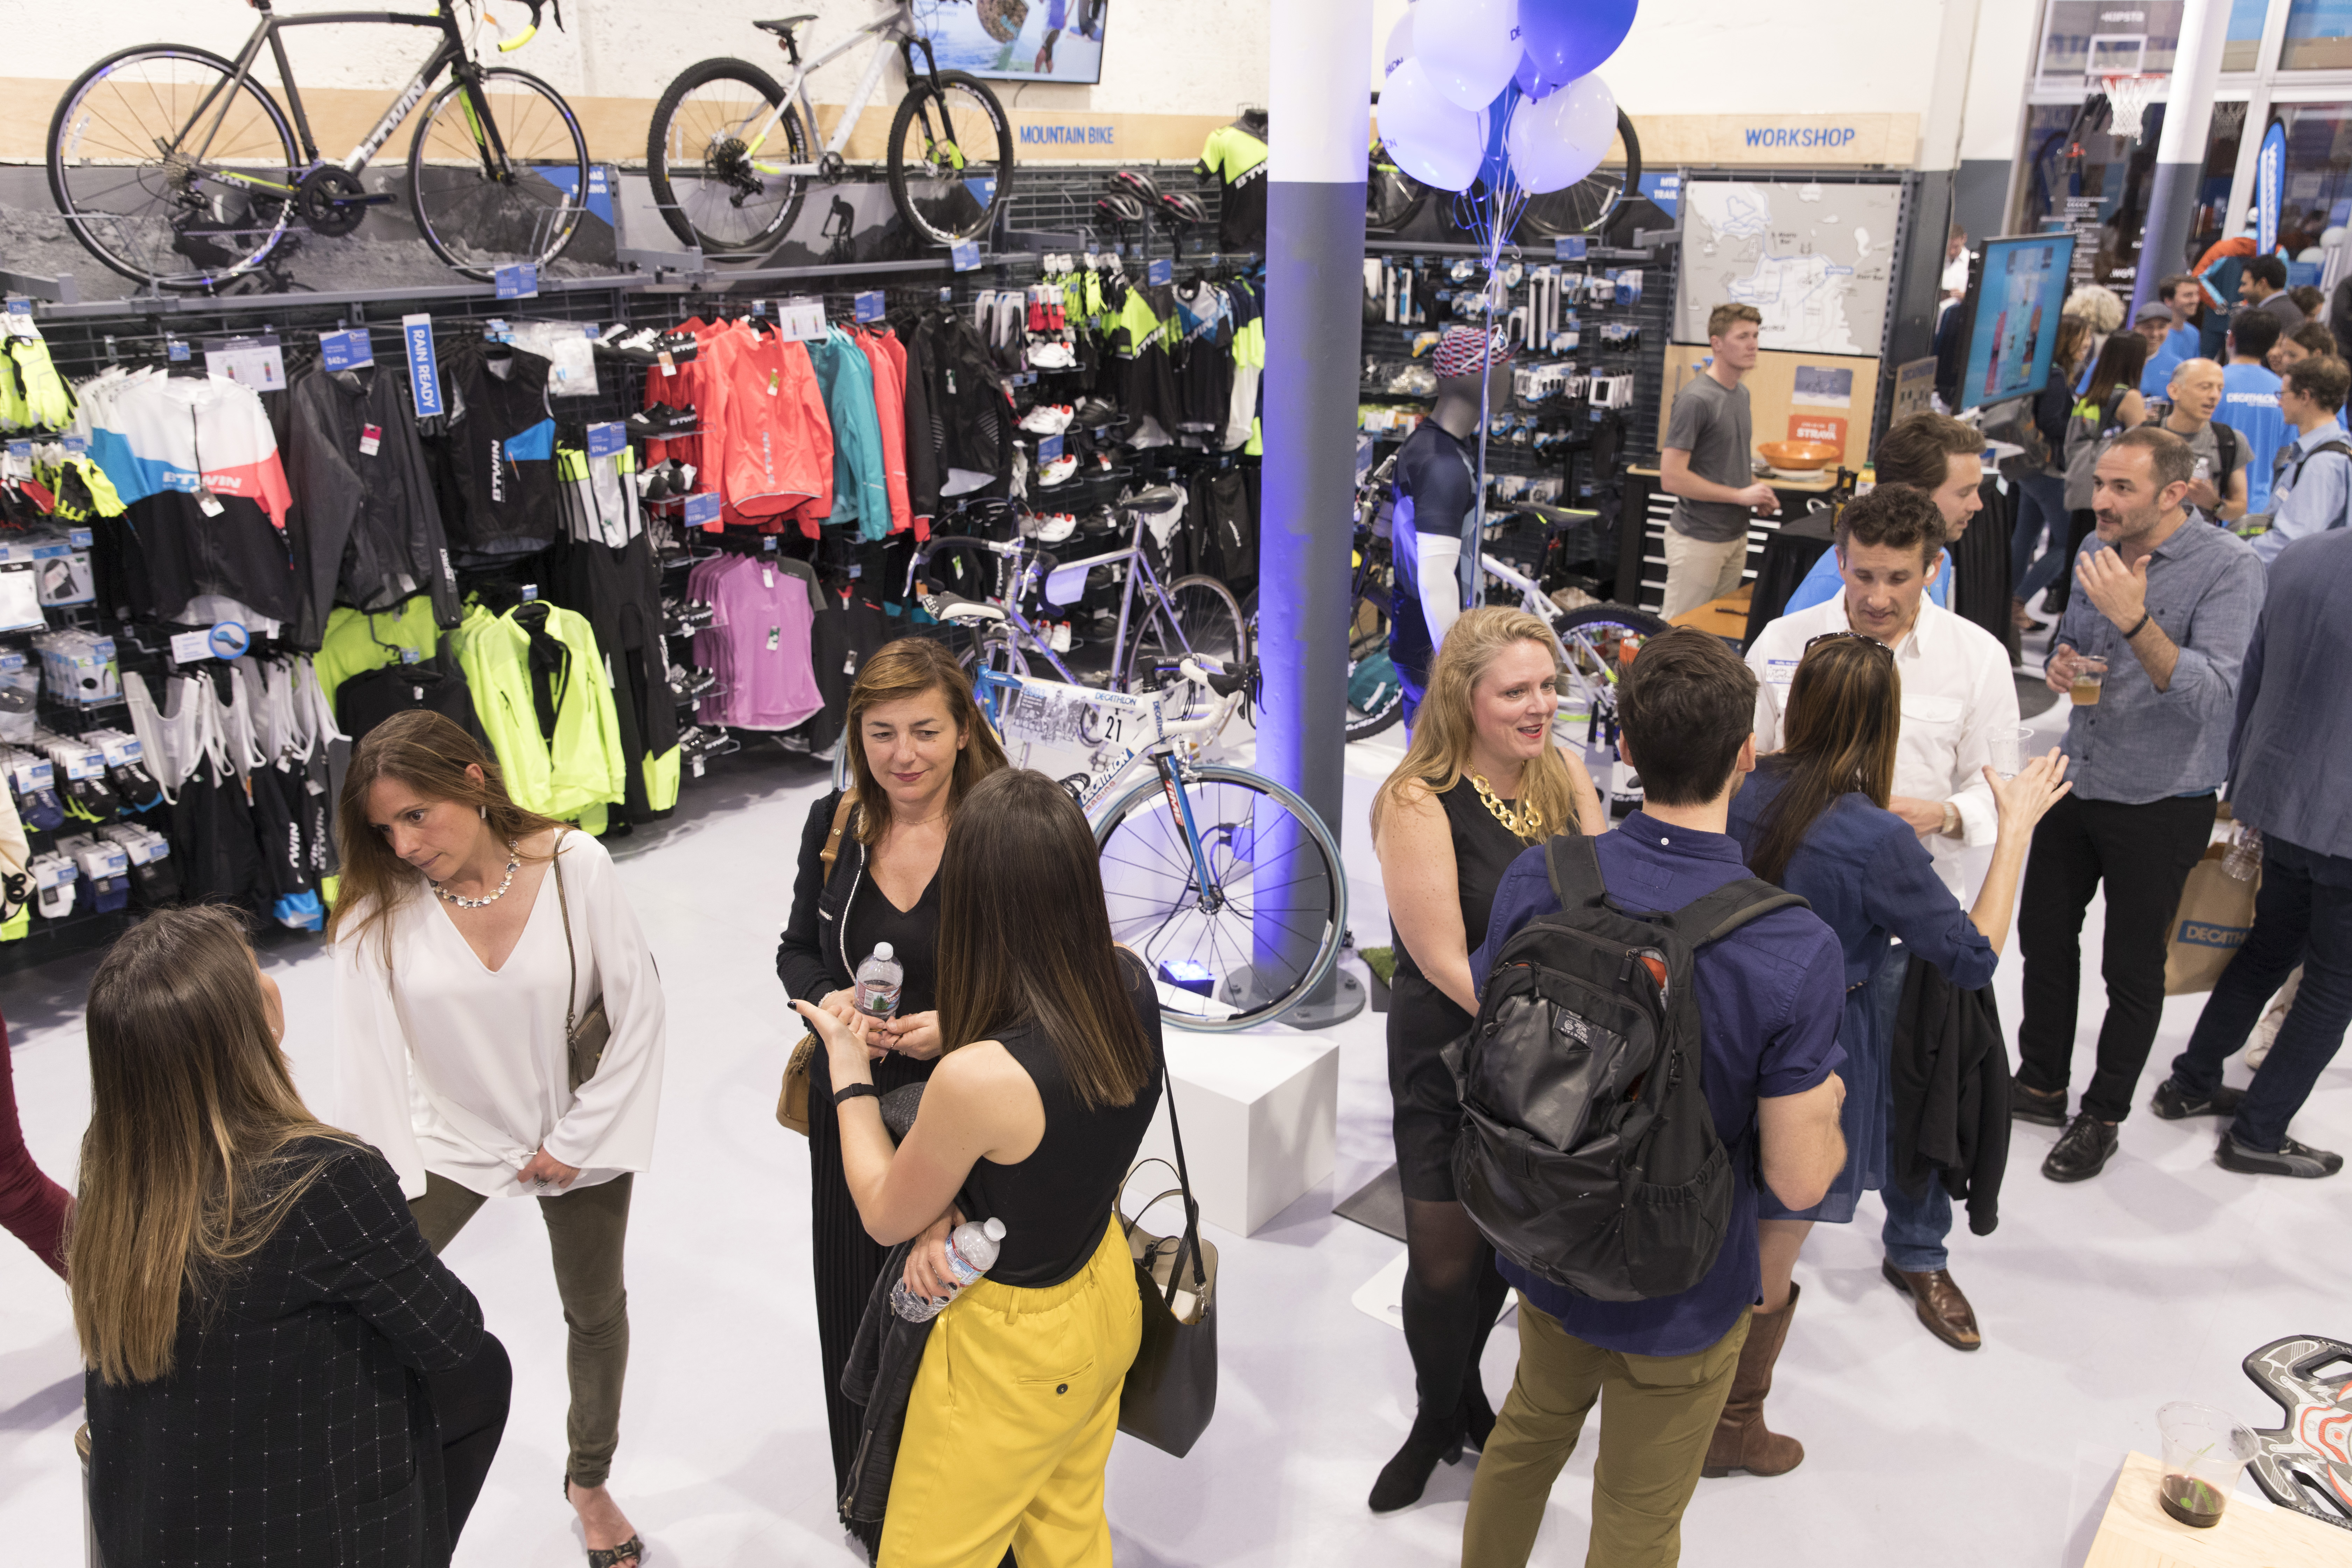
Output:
top-left (920, 590), bottom-right (1006, 625)
top-left (753, 16), bottom-right (817, 36)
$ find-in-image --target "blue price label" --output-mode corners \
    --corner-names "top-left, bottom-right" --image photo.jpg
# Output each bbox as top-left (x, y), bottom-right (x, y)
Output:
top-left (1038, 433), bottom-right (1063, 461)
top-left (854, 290), bottom-right (886, 323)
top-left (586, 421), bottom-right (627, 458)
top-left (950, 240), bottom-right (981, 272)
top-left (1554, 236), bottom-right (1588, 261)
top-left (494, 262), bottom-right (539, 300)
top-left (166, 338), bottom-right (191, 363)
top-left (3, 297), bottom-right (29, 316)
top-left (403, 314), bottom-right (444, 419)
top-left (320, 328), bottom-right (374, 371)
top-left (5, 442), bottom-right (31, 461)
top-left (1147, 258), bottom-right (1173, 286)
top-left (682, 492), bottom-right (721, 528)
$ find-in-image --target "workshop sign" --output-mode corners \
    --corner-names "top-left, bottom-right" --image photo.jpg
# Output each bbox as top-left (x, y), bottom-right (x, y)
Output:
top-left (1635, 114), bottom-right (1920, 168)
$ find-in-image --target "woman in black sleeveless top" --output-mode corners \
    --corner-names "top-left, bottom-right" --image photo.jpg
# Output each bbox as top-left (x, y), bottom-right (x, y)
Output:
top-left (795, 768), bottom-right (1162, 1568)
top-left (1367, 607), bottom-right (1602, 1512)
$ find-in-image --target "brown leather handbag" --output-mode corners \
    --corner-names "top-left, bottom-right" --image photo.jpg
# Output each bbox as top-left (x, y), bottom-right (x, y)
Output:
top-left (777, 791), bottom-right (860, 1134)
top-left (551, 830), bottom-right (611, 1093)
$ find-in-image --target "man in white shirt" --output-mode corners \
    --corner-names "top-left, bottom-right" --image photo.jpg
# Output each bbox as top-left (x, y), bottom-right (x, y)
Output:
top-left (1747, 483), bottom-right (2019, 1354)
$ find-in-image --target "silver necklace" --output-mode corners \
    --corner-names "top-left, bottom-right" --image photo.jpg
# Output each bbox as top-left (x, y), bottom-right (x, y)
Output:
top-left (432, 839), bottom-right (520, 909)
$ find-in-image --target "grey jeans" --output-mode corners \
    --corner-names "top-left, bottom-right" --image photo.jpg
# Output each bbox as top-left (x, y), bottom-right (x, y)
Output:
top-left (411, 1171), bottom-right (633, 1489)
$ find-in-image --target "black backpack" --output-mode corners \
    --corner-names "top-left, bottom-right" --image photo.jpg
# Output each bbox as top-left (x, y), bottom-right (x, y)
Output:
top-left (1446, 835), bottom-right (1808, 1303)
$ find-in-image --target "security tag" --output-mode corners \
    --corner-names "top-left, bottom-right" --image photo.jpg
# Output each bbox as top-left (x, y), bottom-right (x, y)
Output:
top-left (763, 566), bottom-right (775, 590)
top-left (767, 625), bottom-right (781, 651)
top-left (358, 423), bottom-right (383, 457)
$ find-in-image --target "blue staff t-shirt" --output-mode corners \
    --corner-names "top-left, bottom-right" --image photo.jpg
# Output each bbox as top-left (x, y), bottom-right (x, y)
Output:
top-left (2218, 361), bottom-right (2289, 512)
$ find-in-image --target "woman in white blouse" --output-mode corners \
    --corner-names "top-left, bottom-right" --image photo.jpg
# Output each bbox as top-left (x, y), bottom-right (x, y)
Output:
top-left (330, 710), bottom-right (664, 1568)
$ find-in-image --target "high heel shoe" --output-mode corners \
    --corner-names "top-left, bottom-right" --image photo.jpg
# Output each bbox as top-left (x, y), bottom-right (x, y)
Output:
top-left (1368, 1405), bottom-right (1467, 1513)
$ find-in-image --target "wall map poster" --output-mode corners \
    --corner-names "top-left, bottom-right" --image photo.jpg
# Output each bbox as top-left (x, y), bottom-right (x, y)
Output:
top-left (1675, 179), bottom-right (1903, 356)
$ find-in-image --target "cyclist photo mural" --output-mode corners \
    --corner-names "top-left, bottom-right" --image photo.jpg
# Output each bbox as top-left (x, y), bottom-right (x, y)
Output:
top-left (925, 0), bottom-right (1111, 83)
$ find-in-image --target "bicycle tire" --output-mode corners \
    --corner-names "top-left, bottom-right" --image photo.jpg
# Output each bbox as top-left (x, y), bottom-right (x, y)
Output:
top-left (1549, 600), bottom-right (1668, 721)
top-left (886, 70), bottom-right (1015, 246)
top-left (47, 44), bottom-right (301, 290)
top-left (1121, 574), bottom-right (1249, 696)
top-left (956, 626), bottom-right (1031, 680)
top-left (407, 67), bottom-right (588, 282)
top-left (1093, 764), bottom-right (1348, 1032)
top-left (646, 57), bottom-right (809, 255)
top-left (1517, 109), bottom-right (1642, 241)
top-left (1367, 143), bottom-right (1428, 233)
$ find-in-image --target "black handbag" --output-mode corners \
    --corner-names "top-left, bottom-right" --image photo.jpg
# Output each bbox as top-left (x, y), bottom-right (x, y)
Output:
top-left (1116, 1058), bottom-right (1218, 1458)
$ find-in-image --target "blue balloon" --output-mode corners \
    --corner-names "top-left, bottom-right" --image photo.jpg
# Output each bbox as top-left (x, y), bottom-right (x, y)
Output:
top-left (1518, 0), bottom-right (1639, 99)
top-left (1513, 50), bottom-right (1556, 103)
top-left (1477, 83), bottom-right (1523, 192)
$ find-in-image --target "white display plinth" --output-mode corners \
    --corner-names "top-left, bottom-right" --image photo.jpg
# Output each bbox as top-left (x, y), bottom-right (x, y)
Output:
top-left (1130, 1028), bottom-right (1338, 1237)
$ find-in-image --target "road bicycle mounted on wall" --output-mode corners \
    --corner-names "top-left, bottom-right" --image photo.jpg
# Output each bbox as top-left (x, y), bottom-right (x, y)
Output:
top-left (1368, 108), bottom-right (1643, 240)
top-left (646, 2), bottom-right (1016, 256)
top-left (961, 656), bottom-right (1348, 1032)
top-left (47, 0), bottom-right (589, 289)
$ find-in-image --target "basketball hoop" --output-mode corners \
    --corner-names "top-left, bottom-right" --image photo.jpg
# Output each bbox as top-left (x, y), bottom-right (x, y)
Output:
top-left (2099, 74), bottom-right (2166, 143)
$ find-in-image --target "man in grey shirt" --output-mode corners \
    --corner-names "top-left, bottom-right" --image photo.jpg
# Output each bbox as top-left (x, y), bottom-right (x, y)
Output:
top-left (1659, 302), bottom-right (1777, 618)
top-left (2154, 526), bottom-right (2352, 1177)
top-left (2240, 254), bottom-right (2305, 337)
top-left (2014, 426), bottom-right (2266, 1183)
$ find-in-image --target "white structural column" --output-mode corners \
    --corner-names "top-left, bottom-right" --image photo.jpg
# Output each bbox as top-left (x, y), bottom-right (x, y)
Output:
top-left (2138, 0), bottom-right (2235, 311)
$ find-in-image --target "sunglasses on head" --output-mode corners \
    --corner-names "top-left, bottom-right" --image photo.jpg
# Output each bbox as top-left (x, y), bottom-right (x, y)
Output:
top-left (1804, 630), bottom-right (1894, 659)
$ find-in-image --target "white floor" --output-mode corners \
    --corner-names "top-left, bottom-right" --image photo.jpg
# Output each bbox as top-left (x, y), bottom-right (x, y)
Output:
top-left (2, 696), bottom-right (2345, 1567)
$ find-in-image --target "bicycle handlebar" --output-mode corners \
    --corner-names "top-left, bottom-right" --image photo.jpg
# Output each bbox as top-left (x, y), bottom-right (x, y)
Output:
top-left (496, 0), bottom-right (550, 51)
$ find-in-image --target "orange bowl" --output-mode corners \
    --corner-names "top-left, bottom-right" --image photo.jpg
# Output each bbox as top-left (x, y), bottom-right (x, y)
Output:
top-left (1758, 440), bottom-right (1840, 470)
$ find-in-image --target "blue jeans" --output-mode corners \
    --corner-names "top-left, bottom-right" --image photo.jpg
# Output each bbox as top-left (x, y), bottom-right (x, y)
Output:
top-left (2169, 836), bottom-right (2352, 1152)
top-left (2010, 472), bottom-right (2070, 609)
top-left (1872, 953), bottom-right (1955, 1272)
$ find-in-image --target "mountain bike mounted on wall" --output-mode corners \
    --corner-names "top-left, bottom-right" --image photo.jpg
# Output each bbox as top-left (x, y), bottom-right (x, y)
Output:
top-left (646, 2), bottom-right (1016, 257)
top-left (48, 0), bottom-right (589, 289)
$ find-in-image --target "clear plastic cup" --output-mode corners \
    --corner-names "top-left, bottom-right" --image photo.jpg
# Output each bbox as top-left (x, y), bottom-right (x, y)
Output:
top-left (2071, 656), bottom-right (2109, 706)
top-left (2155, 1400), bottom-right (2259, 1529)
top-left (1993, 724), bottom-right (2037, 780)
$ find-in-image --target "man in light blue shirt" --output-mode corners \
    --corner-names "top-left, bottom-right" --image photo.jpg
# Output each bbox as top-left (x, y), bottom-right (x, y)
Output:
top-left (2218, 309), bottom-right (2289, 511)
top-left (1781, 412), bottom-right (1976, 615)
top-left (2136, 301), bottom-right (2184, 399)
top-left (2250, 353), bottom-right (2352, 564)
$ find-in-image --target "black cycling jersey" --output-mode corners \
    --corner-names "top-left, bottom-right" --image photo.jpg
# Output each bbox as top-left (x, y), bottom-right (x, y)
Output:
top-left (1387, 420), bottom-right (1477, 695)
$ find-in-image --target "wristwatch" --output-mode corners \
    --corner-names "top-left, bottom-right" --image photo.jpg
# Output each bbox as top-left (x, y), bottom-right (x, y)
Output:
top-left (1940, 800), bottom-right (1961, 838)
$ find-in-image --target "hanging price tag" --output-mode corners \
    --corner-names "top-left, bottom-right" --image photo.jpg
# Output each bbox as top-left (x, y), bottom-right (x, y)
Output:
top-left (404, 314), bottom-right (444, 418)
top-left (778, 298), bottom-right (829, 343)
top-left (495, 262), bottom-right (540, 300)
top-left (358, 423), bottom-right (383, 457)
top-left (1038, 433), bottom-right (1063, 460)
top-left (166, 338), bottom-right (191, 363)
top-left (586, 421), bottom-right (627, 458)
top-left (1553, 236), bottom-right (1588, 261)
top-left (854, 290), bottom-right (886, 323)
top-left (205, 334), bottom-right (287, 390)
top-left (320, 328), bottom-right (374, 371)
top-left (1146, 258), bottom-right (1173, 286)
top-left (950, 239), bottom-right (981, 271)
top-left (682, 492), bottom-right (721, 529)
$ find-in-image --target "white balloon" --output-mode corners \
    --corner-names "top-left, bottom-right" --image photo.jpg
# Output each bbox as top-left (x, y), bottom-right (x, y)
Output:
top-left (1414, 0), bottom-right (1522, 112)
top-left (1382, 11), bottom-right (1414, 79)
top-left (1507, 74), bottom-right (1617, 195)
top-left (1379, 58), bottom-right (1489, 192)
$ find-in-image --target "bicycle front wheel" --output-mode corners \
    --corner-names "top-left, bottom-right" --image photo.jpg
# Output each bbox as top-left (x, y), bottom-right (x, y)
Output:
top-left (1095, 765), bottom-right (1347, 1032)
top-left (1550, 601), bottom-right (1668, 733)
top-left (646, 58), bottom-right (809, 255)
top-left (886, 70), bottom-right (1014, 246)
top-left (47, 45), bottom-right (300, 289)
top-left (408, 68), bottom-right (589, 281)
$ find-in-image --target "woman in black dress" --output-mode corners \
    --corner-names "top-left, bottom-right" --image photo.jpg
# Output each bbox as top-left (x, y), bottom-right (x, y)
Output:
top-left (72, 904), bottom-right (510, 1568)
top-left (1366, 606), bottom-right (1602, 1511)
top-left (776, 637), bottom-right (1008, 1540)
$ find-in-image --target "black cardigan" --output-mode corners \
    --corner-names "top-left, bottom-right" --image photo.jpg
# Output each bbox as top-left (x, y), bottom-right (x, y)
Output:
top-left (1888, 956), bottom-right (2013, 1238)
top-left (85, 1140), bottom-right (487, 1568)
top-left (777, 788), bottom-right (867, 1006)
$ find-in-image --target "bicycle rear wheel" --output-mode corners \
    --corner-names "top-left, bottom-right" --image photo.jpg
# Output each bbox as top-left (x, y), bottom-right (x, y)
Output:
top-left (1550, 600), bottom-right (1668, 734)
top-left (1122, 574), bottom-right (1248, 707)
top-left (646, 58), bottom-right (809, 255)
top-left (1094, 764), bottom-right (1347, 1032)
top-left (407, 68), bottom-right (589, 281)
top-left (886, 70), bottom-right (1014, 246)
top-left (46, 45), bottom-right (300, 289)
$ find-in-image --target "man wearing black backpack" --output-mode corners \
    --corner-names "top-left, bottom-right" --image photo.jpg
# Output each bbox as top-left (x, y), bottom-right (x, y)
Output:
top-left (1457, 629), bottom-right (1849, 1568)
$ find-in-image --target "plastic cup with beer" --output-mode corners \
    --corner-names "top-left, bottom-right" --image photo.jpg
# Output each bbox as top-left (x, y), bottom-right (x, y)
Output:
top-left (2070, 656), bottom-right (2108, 706)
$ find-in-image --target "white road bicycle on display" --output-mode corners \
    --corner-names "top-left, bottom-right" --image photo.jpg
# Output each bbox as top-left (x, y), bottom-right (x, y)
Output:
top-left (948, 652), bottom-right (1348, 1033)
top-left (646, 1), bottom-right (1016, 256)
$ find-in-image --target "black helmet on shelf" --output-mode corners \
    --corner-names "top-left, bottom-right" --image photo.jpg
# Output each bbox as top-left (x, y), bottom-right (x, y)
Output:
top-left (1094, 190), bottom-right (1147, 227)
top-left (1108, 168), bottom-right (1162, 207)
top-left (1156, 191), bottom-right (1207, 230)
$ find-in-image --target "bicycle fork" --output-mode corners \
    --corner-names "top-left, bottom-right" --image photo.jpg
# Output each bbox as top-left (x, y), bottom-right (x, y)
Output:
top-left (1154, 754), bottom-right (1225, 914)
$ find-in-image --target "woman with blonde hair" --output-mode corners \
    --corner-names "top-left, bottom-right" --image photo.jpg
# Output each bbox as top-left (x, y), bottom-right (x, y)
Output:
top-left (330, 709), bottom-right (665, 1568)
top-left (774, 636), bottom-right (1009, 1540)
top-left (76, 904), bottom-right (511, 1567)
top-left (1365, 605), bottom-right (1603, 1511)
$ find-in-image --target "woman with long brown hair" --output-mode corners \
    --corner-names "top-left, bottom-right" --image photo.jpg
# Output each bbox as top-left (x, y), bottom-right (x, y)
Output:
top-left (774, 636), bottom-right (1008, 1537)
top-left (1711, 636), bottom-right (2068, 1477)
top-left (330, 710), bottom-right (665, 1568)
top-left (76, 905), bottom-right (511, 1568)
top-left (794, 767), bottom-right (1162, 1568)
top-left (1365, 605), bottom-right (1602, 1512)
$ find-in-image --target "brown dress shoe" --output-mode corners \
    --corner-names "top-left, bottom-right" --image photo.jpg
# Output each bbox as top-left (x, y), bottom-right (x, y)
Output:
top-left (1703, 1282), bottom-right (1804, 1478)
top-left (1881, 1259), bottom-right (1981, 1351)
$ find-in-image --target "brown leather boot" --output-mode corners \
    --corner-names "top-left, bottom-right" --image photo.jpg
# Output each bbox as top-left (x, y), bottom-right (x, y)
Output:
top-left (1701, 1281), bottom-right (1804, 1478)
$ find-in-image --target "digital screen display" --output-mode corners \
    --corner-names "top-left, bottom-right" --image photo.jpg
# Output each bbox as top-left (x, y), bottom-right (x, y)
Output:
top-left (920, 0), bottom-right (1108, 86)
top-left (1959, 233), bottom-right (2078, 413)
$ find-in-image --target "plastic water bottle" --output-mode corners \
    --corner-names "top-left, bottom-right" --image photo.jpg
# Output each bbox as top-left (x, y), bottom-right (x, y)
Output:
top-left (2222, 827), bottom-right (2262, 882)
top-left (853, 942), bottom-right (903, 1019)
top-left (890, 1217), bottom-right (1007, 1322)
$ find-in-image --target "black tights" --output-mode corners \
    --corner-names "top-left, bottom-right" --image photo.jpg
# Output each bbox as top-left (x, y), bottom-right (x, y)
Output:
top-left (1400, 1197), bottom-right (1510, 1421)
top-left (427, 1333), bottom-right (512, 1546)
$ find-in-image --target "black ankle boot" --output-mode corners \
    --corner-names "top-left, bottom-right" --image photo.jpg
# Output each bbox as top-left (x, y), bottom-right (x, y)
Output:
top-left (1459, 1382), bottom-right (1497, 1452)
top-left (1368, 1405), bottom-right (1466, 1513)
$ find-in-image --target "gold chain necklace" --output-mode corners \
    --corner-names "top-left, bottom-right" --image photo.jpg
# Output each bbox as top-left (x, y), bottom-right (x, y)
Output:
top-left (1468, 775), bottom-right (1541, 839)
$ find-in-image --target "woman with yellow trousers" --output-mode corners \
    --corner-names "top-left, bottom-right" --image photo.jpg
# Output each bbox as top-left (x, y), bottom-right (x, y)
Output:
top-left (796, 768), bottom-right (1163, 1568)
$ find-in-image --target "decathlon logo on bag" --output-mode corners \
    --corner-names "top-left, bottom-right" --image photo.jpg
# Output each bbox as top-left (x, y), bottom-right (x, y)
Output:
top-left (2179, 920), bottom-right (2249, 950)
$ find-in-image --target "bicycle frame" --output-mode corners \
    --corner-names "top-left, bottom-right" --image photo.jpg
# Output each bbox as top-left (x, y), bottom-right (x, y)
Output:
top-left (740, 2), bottom-right (943, 177)
top-left (150, 1), bottom-right (511, 198)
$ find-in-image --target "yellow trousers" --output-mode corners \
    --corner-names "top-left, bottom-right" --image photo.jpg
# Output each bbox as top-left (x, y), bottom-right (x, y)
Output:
top-left (881, 1217), bottom-right (1143, 1568)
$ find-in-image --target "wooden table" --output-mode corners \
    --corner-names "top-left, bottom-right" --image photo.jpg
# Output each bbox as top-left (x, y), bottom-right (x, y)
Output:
top-left (1667, 584), bottom-right (1753, 642)
top-left (2085, 1451), bottom-right (2352, 1566)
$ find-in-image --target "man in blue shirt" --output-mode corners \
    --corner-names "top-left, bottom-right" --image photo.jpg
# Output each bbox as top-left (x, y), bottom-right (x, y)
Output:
top-left (1781, 412), bottom-right (1980, 615)
top-left (2248, 352), bottom-right (2352, 564)
top-left (2156, 527), bottom-right (2352, 1178)
top-left (2217, 308), bottom-right (2289, 512)
top-left (2135, 301), bottom-right (2184, 399)
top-left (1460, 629), bottom-right (1848, 1567)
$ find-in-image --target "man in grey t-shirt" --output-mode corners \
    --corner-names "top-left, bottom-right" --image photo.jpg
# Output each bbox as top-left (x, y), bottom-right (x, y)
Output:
top-left (1660, 303), bottom-right (1777, 617)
